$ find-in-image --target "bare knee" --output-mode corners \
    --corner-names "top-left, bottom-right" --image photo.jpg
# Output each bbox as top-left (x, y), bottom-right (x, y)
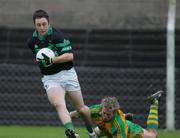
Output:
top-left (51, 101), bottom-right (67, 111)
top-left (152, 131), bottom-right (158, 138)
top-left (143, 129), bottom-right (158, 138)
top-left (76, 105), bottom-right (89, 115)
top-left (149, 133), bottom-right (157, 138)
top-left (150, 129), bottom-right (158, 138)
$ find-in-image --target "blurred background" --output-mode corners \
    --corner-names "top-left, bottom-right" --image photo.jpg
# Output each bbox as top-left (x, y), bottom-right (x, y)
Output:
top-left (0, 0), bottom-right (179, 130)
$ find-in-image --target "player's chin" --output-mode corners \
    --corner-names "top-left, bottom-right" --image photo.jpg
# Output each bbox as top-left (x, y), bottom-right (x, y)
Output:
top-left (40, 31), bottom-right (47, 36)
top-left (103, 117), bottom-right (112, 121)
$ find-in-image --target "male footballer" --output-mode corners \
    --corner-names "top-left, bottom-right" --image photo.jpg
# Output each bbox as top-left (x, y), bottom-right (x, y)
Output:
top-left (27, 9), bottom-right (97, 138)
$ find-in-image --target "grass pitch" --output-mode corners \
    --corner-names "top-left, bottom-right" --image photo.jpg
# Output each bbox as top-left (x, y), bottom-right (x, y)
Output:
top-left (0, 125), bottom-right (180, 138)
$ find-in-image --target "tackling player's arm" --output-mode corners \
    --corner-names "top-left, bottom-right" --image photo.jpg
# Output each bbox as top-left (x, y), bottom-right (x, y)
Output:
top-left (69, 110), bottom-right (79, 118)
top-left (70, 110), bottom-right (134, 121)
top-left (70, 104), bottom-right (97, 119)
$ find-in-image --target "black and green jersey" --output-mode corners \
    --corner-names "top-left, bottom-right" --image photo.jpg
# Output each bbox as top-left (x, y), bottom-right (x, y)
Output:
top-left (27, 27), bottom-right (73, 75)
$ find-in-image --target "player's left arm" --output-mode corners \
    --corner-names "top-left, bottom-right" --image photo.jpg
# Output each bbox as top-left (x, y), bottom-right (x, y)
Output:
top-left (52, 52), bottom-right (73, 64)
top-left (52, 30), bottom-right (74, 64)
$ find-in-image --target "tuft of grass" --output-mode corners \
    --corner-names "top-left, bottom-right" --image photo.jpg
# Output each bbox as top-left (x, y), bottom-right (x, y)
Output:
top-left (0, 126), bottom-right (180, 138)
top-left (158, 130), bottom-right (180, 138)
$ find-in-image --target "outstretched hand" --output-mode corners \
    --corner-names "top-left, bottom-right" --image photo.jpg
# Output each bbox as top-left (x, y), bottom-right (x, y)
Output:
top-left (125, 113), bottom-right (134, 121)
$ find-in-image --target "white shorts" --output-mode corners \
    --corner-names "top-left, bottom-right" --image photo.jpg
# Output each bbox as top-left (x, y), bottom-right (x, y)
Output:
top-left (41, 67), bottom-right (81, 92)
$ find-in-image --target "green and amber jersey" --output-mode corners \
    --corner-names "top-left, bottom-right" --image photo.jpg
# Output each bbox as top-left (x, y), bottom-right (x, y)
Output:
top-left (90, 104), bottom-right (144, 138)
top-left (27, 27), bottom-right (73, 75)
top-left (90, 104), bottom-right (128, 138)
top-left (126, 121), bottom-right (143, 138)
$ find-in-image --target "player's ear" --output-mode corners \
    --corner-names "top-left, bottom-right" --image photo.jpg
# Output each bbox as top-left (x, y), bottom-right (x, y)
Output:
top-left (48, 20), bottom-right (51, 26)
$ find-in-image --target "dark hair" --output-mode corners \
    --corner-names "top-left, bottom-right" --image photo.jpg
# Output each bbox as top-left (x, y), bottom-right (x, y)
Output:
top-left (33, 9), bottom-right (49, 24)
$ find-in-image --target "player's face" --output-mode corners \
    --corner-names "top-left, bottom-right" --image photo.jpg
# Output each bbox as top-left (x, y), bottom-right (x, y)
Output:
top-left (35, 18), bottom-right (49, 36)
top-left (102, 107), bottom-right (114, 121)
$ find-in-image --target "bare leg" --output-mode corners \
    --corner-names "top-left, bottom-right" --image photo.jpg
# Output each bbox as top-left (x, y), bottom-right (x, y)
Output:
top-left (143, 129), bottom-right (157, 138)
top-left (67, 91), bottom-right (93, 133)
top-left (47, 87), bottom-right (71, 125)
top-left (47, 87), bottom-right (81, 137)
top-left (143, 91), bottom-right (163, 138)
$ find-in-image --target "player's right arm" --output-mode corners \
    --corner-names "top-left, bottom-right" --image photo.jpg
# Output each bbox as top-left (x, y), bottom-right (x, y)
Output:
top-left (70, 104), bottom-right (101, 120)
top-left (27, 38), bottom-right (39, 54)
top-left (70, 107), bottom-right (134, 121)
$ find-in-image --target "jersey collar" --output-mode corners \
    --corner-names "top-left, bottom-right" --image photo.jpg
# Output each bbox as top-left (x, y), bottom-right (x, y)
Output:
top-left (32, 26), bottom-right (53, 39)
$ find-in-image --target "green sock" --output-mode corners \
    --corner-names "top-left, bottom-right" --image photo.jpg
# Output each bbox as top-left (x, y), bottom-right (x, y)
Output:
top-left (85, 125), bottom-right (93, 133)
top-left (147, 100), bottom-right (159, 129)
top-left (79, 114), bottom-right (93, 133)
top-left (64, 122), bottom-right (74, 130)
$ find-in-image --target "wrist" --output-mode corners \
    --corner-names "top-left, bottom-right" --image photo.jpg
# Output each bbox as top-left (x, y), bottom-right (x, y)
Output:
top-left (51, 58), bottom-right (54, 64)
top-left (51, 57), bottom-right (56, 64)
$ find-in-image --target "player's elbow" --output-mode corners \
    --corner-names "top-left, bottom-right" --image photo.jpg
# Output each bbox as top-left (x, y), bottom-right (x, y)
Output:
top-left (66, 53), bottom-right (73, 61)
top-left (69, 53), bottom-right (74, 60)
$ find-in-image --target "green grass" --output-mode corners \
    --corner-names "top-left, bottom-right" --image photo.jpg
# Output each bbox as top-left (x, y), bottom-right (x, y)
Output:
top-left (0, 126), bottom-right (180, 138)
